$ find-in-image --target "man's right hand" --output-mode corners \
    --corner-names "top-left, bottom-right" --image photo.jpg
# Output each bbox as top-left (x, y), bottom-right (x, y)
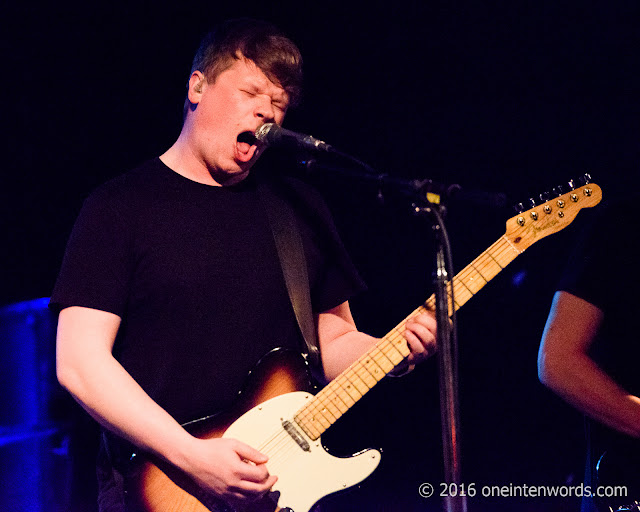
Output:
top-left (180, 437), bottom-right (278, 505)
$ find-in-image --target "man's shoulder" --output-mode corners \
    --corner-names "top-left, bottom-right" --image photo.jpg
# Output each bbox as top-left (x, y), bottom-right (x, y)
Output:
top-left (86, 158), bottom-right (167, 208)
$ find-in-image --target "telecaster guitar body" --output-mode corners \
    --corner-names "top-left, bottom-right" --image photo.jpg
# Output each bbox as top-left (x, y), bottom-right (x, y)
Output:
top-left (131, 350), bottom-right (380, 512)
top-left (224, 391), bottom-right (380, 512)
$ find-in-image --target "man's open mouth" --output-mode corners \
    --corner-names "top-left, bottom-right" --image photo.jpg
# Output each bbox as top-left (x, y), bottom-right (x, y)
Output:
top-left (235, 130), bottom-right (260, 163)
top-left (237, 131), bottom-right (258, 152)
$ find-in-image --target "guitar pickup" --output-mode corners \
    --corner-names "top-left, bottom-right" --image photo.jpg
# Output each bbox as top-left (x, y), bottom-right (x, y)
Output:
top-left (282, 420), bottom-right (311, 452)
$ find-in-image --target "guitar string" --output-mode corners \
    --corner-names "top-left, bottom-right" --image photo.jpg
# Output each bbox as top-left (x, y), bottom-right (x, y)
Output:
top-left (245, 246), bottom-right (513, 477)
top-left (257, 342), bottom-right (414, 471)
top-left (295, 367), bottom-right (368, 435)
top-left (255, 237), bottom-right (519, 459)
top-left (255, 417), bottom-right (301, 455)
top-left (261, 431), bottom-right (294, 460)
top-left (250, 390), bottom-right (337, 456)
top-left (237, 221), bottom-right (571, 474)
top-left (293, 209), bottom-right (578, 437)
top-left (265, 439), bottom-right (304, 471)
top-left (272, 205), bottom-right (587, 464)
top-left (299, 335), bottom-right (409, 427)
top-left (379, 238), bottom-right (515, 352)
top-left (294, 336), bottom-right (411, 438)
top-left (190, 202), bottom-right (592, 501)
top-left (253, 419), bottom-right (324, 472)
top-left (296, 364), bottom-right (375, 436)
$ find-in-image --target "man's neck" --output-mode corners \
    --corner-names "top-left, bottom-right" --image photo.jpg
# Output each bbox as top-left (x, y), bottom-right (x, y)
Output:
top-left (160, 136), bottom-right (249, 187)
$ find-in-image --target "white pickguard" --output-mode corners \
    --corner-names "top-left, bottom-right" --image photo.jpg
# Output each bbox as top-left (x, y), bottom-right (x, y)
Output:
top-left (223, 391), bottom-right (381, 512)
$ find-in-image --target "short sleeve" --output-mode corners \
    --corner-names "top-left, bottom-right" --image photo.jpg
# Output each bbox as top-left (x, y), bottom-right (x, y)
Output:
top-left (50, 188), bottom-right (133, 317)
top-left (307, 195), bottom-right (366, 313)
top-left (557, 200), bottom-right (627, 313)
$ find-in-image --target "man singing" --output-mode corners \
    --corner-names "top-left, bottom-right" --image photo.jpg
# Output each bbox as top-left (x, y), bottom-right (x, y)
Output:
top-left (53, 18), bottom-right (437, 511)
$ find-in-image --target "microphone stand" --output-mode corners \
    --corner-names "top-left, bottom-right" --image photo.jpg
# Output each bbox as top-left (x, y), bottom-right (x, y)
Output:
top-left (301, 157), bottom-right (473, 512)
top-left (413, 201), bottom-right (467, 512)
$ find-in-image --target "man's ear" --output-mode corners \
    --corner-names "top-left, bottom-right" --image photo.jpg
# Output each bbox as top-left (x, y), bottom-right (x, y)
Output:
top-left (187, 71), bottom-right (206, 104)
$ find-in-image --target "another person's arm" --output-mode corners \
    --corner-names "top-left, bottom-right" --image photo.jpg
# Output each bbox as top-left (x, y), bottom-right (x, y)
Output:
top-left (538, 291), bottom-right (640, 438)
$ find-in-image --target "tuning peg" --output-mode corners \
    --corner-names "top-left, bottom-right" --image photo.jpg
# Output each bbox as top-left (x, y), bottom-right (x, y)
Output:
top-left (552, 185), bottom-right (564, 197)
top-left (514, 202), bottom-right (525, 214)
top-left (567, 179), bottom-right (576, 190)
top-left (539, 192), bottom-right (551, 203)
top-left (575, 173), bottom-right (592, 186)
top-left (527, 197), bottom-right (536, 208)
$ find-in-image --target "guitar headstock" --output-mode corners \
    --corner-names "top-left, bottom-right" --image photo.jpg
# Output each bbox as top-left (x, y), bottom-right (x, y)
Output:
top-left (505, 177), bottom-right (602, 252)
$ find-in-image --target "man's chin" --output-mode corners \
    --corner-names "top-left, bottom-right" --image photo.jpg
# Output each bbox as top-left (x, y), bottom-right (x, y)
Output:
top-left (209, 164), bottom-right (251, 186)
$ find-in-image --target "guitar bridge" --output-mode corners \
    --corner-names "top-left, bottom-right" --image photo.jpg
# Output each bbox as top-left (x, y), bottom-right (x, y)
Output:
top-left (282, 420), bottom-right (310, 452)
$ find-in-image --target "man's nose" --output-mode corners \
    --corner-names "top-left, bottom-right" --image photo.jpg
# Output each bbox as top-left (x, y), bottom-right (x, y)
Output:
top-left (255, 98), bottom-right (276, 123)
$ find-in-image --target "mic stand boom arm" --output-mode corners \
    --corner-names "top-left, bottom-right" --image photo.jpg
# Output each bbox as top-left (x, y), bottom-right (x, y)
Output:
top-left (301, 158), bottom-right (506, 209)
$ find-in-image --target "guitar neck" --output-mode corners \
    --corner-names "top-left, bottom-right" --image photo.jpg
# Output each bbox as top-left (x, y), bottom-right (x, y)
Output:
top-left (294, 235), bottom-right (521, 440)
top-left (294, 181), bottom-right (602, 441)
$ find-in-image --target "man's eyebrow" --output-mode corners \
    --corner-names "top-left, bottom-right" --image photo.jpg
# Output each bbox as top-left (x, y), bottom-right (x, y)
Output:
top-left (272, 91), bottom-right (288, 103)
top-left (241, 78), bottom-right (260, 90)
top-left (242, 76), bottom-right (288, 103)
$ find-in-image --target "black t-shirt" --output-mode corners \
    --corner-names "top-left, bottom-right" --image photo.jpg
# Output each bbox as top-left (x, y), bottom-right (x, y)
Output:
top-left (51, 158), bottom-right (365, 424)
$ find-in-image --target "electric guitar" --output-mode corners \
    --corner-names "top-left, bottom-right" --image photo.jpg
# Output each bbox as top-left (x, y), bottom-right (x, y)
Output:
top-left (129, 181), bottom-right (602, 512)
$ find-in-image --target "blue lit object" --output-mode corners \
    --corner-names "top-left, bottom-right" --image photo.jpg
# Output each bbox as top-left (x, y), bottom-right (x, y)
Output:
top-left (0, 297), bottom-right (70, 511)
top-left (511, 270), bottom-right (527, 288)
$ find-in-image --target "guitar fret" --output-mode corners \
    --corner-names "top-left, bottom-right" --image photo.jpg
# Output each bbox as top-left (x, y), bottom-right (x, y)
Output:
top-left (295, 333), bottom-right (410, 441)
top-left (297, 416), bottom-right (322, 439)
top-left (370, 346), bottom-right (395, 372)
top-left (294, 404), bottom-right (322, 436)
top-left (297, 404), bottom-right (328, 431)
top-left (451, 280), bottom-right (473, 306)
top-left (501, 234), bottom-right (522, 255)
top-left (297, 418), bottom-right (324, 439)
top-left (349, 365), bottom-right (378, 389)
top-left (497, 237), bottom-right (520, 264)
top-left (384, 329), bottom-right (413, 357)
top-left (329, 392), bottom-right (350, 413)
top-left (338, 374), bottom-right (364, 402)
top-left (321, 379), bottom-right (352, 413)
top-left (308, 407), bottom-right (332, 429)
top-left (473, 253), bottom-right (502, 281)
top-left (358, 358), bottom-right (385, 383)
top-left (394, 237), bottom-right (525, 329)
top-left (319, 396), bottom-right (341, 420)
top-left (379, 338), bottom-right (407, 365)
top-left (485, 248), bottom-right (504, 269)
top-left (465, 263), bottom-right (489, 286)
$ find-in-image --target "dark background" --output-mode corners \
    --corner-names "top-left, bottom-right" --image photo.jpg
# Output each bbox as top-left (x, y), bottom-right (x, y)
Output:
top-left (1, 1), bottom-right (637, 510)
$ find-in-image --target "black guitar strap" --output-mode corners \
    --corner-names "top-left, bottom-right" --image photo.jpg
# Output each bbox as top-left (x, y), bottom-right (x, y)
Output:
top-left (258, 180), bottom-right (321, 370)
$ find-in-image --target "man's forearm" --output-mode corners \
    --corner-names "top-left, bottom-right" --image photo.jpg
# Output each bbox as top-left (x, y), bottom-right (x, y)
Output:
top-left (57, 307), bottom-right (198, 470)
top-left (539, 349), bottom-right (640, 438)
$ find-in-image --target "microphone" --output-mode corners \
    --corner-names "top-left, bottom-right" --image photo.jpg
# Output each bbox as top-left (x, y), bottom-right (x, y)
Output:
top-left (255, 123), bottom-right (335, 153)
